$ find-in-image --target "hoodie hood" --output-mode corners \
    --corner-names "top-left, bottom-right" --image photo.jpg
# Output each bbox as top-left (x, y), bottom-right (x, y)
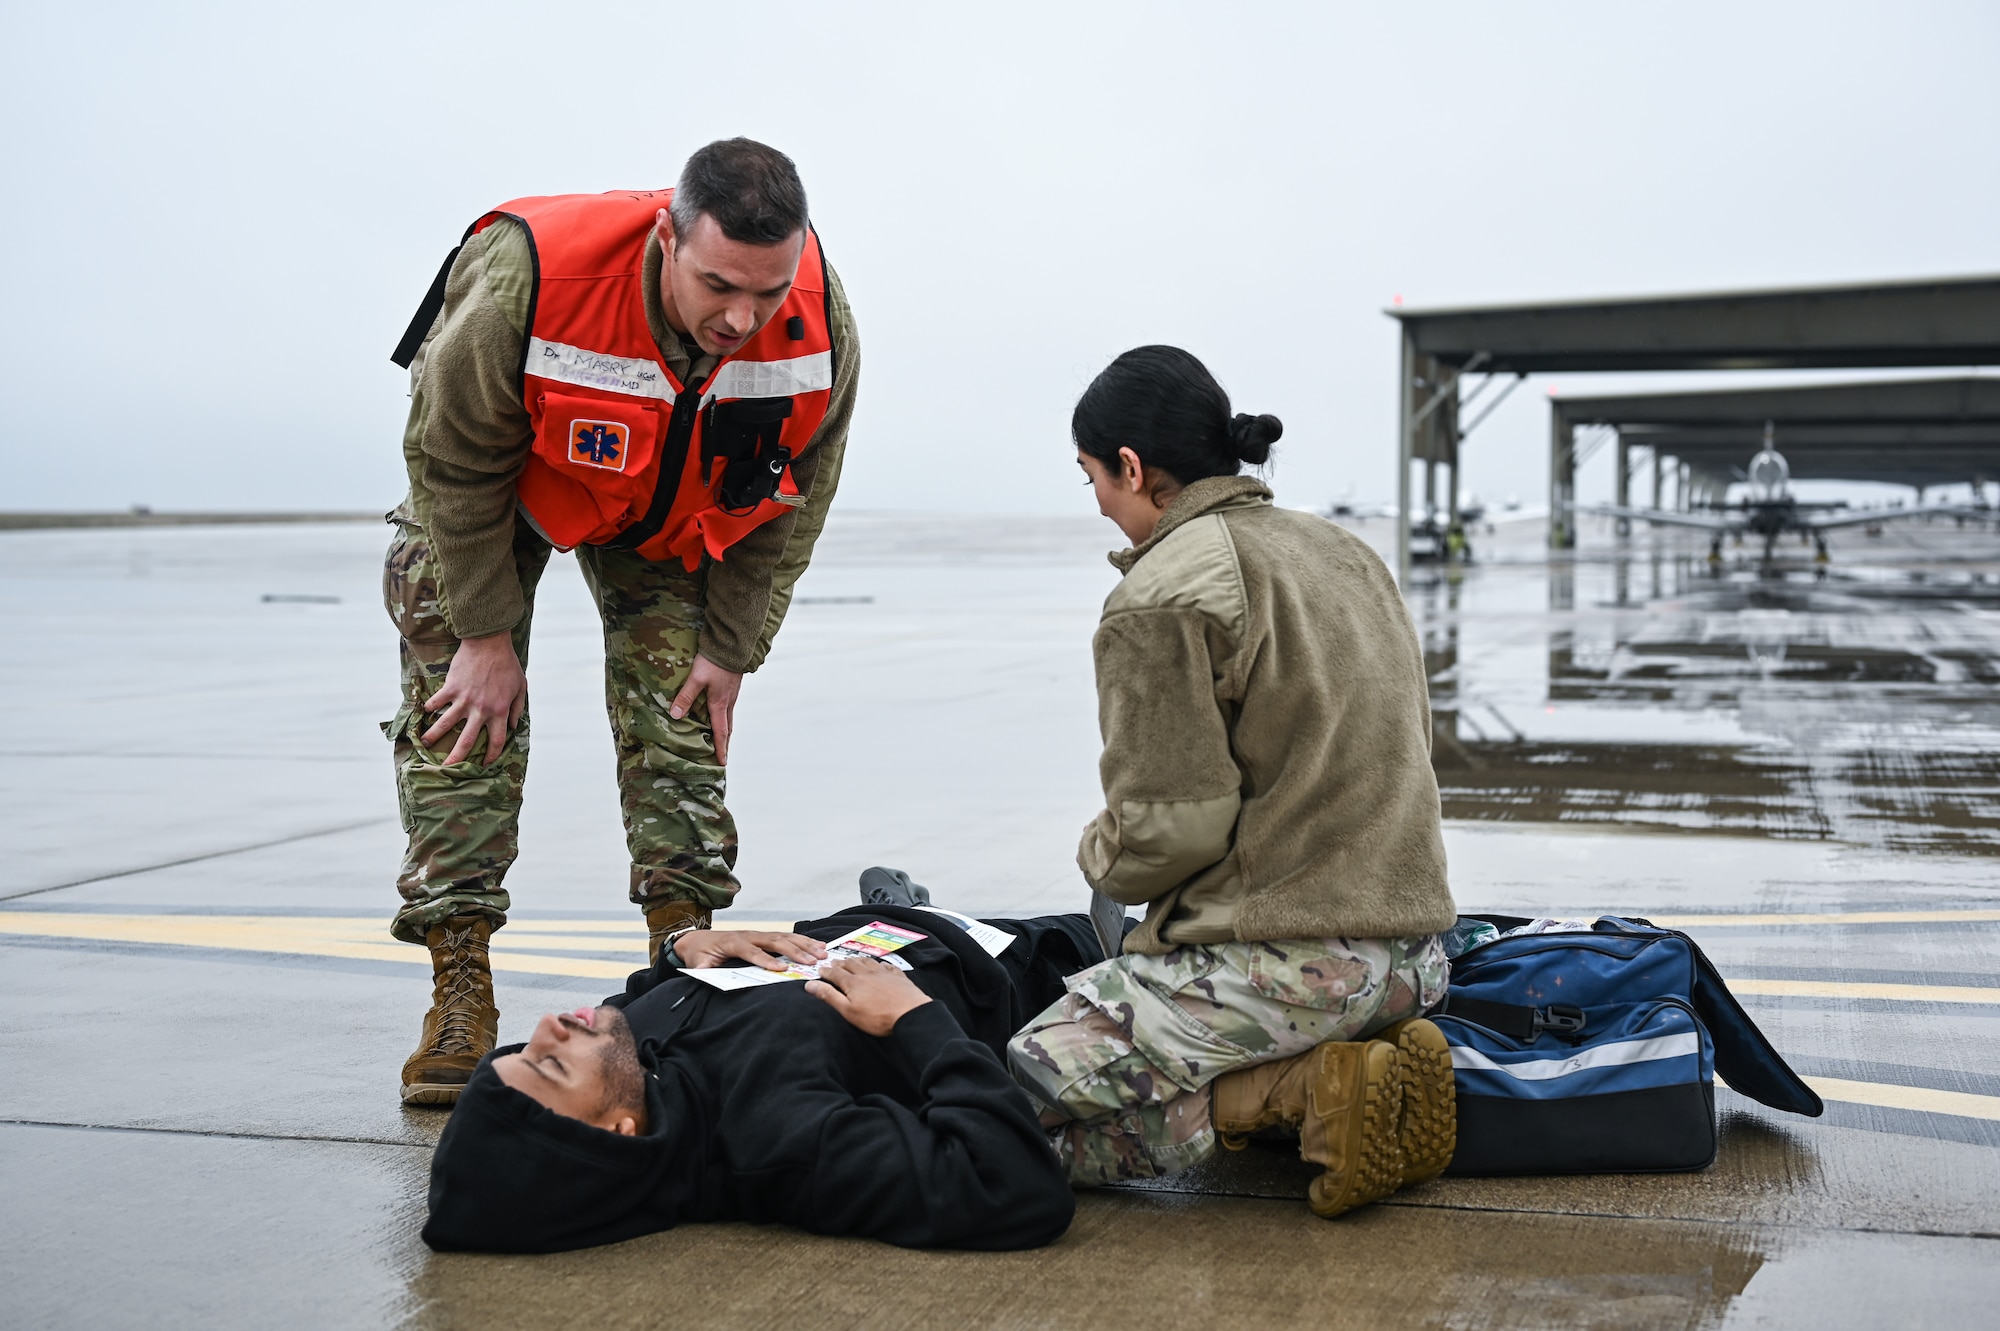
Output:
top-left (421, 1048), bottom-right (703, 1253)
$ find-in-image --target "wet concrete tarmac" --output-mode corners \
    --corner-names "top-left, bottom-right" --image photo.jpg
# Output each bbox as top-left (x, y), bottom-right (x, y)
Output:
top-left (2, 512), bottom-right (1997, 1328)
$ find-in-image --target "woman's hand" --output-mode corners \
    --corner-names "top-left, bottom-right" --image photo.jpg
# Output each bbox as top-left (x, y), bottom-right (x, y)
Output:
top-left (805, 957), bottom-right (934, 1036)
top-left (673, 930), bottom-right (827, 971)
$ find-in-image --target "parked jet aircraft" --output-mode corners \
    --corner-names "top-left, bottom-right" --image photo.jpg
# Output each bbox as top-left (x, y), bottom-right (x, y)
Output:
top-left (1581, 424), bottom-right (1964, 563)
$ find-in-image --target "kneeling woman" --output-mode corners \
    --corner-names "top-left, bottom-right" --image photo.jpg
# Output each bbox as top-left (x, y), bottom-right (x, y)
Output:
top-left (1007, 346), bottom-right (1459, 1218)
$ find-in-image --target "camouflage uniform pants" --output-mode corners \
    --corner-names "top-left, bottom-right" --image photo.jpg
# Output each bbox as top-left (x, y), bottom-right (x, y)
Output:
top-left (1007, 934), bottom-right (1449, 1185)
top-left (382, 507), bottom-right (740, 944)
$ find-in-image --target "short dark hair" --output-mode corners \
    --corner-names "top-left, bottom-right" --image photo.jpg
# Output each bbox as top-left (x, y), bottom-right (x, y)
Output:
top-left (1072, 345), bottom-right (1281, 486)
top-left (670, 138), bottom-right (809, 245)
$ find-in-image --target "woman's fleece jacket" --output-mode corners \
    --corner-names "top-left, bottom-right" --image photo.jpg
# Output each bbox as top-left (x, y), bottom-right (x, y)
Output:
top-left (1081, 475), bottom-right (1457, 955)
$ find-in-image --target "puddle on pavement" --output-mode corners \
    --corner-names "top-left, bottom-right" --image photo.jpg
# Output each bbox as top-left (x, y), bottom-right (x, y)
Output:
top-left (1413, 523), bottom-right (2000, 855)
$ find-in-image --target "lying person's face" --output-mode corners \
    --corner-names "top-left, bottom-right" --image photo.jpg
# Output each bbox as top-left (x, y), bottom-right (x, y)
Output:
top-left (492, 1005), bottom-right (647, 1136)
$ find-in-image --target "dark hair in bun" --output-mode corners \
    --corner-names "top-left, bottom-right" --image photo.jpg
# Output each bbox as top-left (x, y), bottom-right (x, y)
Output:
top-left (1072, 345), bottom-right (1280, 486)
top-left (1229, 413), bottom-right (1282, 465)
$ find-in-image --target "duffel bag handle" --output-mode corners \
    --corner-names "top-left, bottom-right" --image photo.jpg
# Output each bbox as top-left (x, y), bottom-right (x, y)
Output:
top-left (1439, 995), bottom-right (1587, 1042)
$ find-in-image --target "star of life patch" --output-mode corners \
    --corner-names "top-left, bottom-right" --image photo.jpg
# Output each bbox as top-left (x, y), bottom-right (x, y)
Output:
top-left (568, 418), bottom-right (630, 472)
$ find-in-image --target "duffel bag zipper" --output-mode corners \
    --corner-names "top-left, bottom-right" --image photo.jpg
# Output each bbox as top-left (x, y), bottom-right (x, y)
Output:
top-left (1450, 931), bottom-right (1698, 996)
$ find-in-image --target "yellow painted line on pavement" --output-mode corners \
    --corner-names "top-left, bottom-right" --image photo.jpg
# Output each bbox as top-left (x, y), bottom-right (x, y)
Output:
top-left (0, 912), bottom-right (795, 981)
top-left (7, 915), bottom-right (1999, 1005)
top-left (11, 914), bottom-right (2000, 1124)
top-left (1726, 978), bottom-right (2000, 1005)
top-left (1653, 909), bottom-right (2000, 928)
top-left (1720, 1073), bottom-right (2000, 1123)
top-left (1804, 1076), bottom-right (2000, 1123)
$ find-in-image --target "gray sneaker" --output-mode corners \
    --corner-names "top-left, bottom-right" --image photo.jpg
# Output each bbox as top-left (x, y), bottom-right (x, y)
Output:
top-left (859, 866), bottom-right (933, 909)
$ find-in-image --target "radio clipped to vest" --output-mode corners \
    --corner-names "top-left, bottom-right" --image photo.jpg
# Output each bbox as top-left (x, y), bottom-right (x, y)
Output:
top-left (703, 397), bottom-right (796, 513)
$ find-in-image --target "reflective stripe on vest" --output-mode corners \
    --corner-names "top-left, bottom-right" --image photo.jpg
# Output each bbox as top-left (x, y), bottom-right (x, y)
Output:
top-left (524, 338), bottom-right (835, 406)
top-left (477, 188), bottom-right (834, 568)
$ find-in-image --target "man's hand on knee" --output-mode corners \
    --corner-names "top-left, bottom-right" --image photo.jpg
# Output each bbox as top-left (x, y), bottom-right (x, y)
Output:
top-left (668, 653), bottom-right (742, 765)
top-left (806, 957), bottom-right (933, 1036)
top-left (423, 632), bottom-right (528, 765)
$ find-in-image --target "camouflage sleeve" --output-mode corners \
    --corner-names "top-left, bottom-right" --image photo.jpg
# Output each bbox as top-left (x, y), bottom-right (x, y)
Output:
top-left (407, 220), bottom-right (537, 640)
top-left (1078, 608), bottom-right (1244, 906)
top-left (696, 260), bottom-right (859, 674)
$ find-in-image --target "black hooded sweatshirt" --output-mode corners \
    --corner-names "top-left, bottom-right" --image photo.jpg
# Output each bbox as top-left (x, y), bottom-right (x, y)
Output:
top-left (422, 907), bottom-right (1101, 1254)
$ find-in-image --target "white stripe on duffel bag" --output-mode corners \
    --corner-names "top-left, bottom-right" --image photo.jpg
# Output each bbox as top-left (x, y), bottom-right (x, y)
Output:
top-left (1449, 1032), bottom-right (1701, 1082)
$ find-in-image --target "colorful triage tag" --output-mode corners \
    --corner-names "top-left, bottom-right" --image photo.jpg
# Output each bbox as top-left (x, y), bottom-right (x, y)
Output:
top-left (681, 920), bottom-right (929, 992)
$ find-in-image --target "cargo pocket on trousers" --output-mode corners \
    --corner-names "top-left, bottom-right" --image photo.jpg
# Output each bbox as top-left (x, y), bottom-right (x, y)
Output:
top-left (1120, 977), bottom-right (1256, 1092)
top-left (1245, 939), bottom-right (1382, 1013)
top-left (383, 515), bottom-right (455, 645)
top-left (1067, 947), bottom-right (1253, 1093)
top-left (382, 701), bottom-right (421, 833)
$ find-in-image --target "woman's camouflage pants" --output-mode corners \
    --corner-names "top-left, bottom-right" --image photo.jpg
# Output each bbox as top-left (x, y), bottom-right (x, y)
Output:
top-left (1006, 933), bottom-right (1449, 1184)
top-left (381, 508), bottom-right (740, 944)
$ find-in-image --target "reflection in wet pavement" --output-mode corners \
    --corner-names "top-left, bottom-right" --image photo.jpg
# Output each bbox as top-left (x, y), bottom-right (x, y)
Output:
top-left (5, 515), bottom-right (1997, 1329)
top-left (1415, 519), bottom-right (2000, 853)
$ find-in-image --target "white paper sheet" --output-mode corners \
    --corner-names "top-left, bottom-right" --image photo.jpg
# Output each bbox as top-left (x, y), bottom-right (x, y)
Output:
top-left (913, 906), bottom-right (1017, 957)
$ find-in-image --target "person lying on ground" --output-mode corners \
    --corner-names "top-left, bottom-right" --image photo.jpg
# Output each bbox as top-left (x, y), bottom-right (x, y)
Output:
top-left (1007, 346), bottom-right (1462, 1219)
top-left (421, 877), bottom-right (1107, 1254)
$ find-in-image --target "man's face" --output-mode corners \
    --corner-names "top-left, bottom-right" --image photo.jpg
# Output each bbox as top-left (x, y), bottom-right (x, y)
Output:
top-left (656, 210), bottom-right (806, 358)
top-left (492, 1005), bottom-right (641, 1135)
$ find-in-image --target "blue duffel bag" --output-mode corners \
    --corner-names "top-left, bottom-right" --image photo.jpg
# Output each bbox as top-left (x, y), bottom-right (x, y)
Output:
top-left (1432, 914), bottom-right (1823, 1175)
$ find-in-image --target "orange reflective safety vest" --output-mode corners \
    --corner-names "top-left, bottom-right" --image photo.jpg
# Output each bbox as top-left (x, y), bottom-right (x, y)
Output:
top-left (471, 189), bottom-right (833, 569)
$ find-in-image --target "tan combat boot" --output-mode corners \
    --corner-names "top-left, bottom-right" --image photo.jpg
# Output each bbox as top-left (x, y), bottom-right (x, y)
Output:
top-left (1211, 1040), bottom-right (1406, 1219)
top-left (1375, 1017), bottom-right (1457, 1186)
top-left (645, 900), bottom-right (712, 965)
top-left (399, 916), bottom-right (499, 1106)
top-left (1212, 1052), bottom-right (1317, 1144)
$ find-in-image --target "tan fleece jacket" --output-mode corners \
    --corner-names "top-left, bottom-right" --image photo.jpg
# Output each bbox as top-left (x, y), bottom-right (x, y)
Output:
top-left (398, 218), bottom-right (858, 673)
top-left (1078, 476), bottom-right (1456, 955)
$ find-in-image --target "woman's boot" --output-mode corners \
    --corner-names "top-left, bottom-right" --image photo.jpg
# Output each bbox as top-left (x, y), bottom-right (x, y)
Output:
top-left (1374, 1016), bottom-right (1457, 1185)
top-left (1211, 1040), bottom-right (1407, 1219)
top-left (399, 916), bottom-right (498, 1105)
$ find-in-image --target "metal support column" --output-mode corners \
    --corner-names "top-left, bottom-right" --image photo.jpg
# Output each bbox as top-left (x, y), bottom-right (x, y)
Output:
top-left (1395, 332), bottom-right (1414, 587)
top-left (1614, 435), bottom-right (1632, 539)
top-left (1446, 452), bottom-right (1460, 561)
top-left (1652, 449), bottom-right (1664, 509)
top-left (1549, 409), bottom-right (1574, 549)
top-left (1399, 340), bottom-right (1471, 580)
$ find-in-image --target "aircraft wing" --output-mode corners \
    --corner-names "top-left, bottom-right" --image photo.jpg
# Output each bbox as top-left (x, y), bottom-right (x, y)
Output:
top-left (1805, 503), bottom-right (1974, 532)
top-left (1574, 503), bottom-right (1739, 533)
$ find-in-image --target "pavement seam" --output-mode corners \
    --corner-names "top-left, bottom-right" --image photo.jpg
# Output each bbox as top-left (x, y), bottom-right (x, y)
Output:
top-left (0, 1117), bottom-right (432, 1150)
top-left (1375, 1196), bottom-right (2000, 1242)
top-left (0, 817), bottom-right (394, 902)
top-left (1116, 1187), bottom-right (2000, 1241)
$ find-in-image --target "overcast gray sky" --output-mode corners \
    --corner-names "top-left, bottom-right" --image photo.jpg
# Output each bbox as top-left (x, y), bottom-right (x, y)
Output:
top-left (5, 1), bottom-right (1995, 516)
